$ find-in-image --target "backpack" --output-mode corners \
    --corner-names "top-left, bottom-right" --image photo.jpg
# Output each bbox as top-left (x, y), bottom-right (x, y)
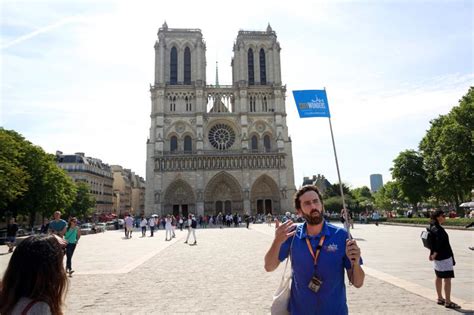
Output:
top-left (191, 219), bottom-right (197, 229)
top-left (420, 227), bottom-right (432, 249)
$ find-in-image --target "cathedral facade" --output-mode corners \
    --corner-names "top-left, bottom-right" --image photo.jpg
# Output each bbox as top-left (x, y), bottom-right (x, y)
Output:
top-left (145, 23), bottom-right (296, 217)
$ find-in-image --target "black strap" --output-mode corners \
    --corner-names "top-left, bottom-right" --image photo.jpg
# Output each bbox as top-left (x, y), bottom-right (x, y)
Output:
top-left (21, 300), bottom-right (37, 315)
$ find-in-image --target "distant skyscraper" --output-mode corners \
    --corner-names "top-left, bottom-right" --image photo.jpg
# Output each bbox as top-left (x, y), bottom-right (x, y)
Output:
top-left (370, 174), bottom-right (383, 192)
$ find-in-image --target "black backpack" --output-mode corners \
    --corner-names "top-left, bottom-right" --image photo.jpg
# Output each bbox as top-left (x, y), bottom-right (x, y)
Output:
top-left (191, 219), bottom-right (197, 229)
top-left (420, 227), bottom-right (432, 249)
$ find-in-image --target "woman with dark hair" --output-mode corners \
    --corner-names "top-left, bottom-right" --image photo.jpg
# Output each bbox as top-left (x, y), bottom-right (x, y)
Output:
top-left (0, 234), bottom-right (68, 314)
top-left (65, 217), bottom-right (81, 276)
top-left (429, 210), bottom-right (460, 309)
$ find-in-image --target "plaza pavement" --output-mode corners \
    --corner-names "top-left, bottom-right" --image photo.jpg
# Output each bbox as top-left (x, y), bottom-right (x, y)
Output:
top-left (0, 222), bottom-right (472, 314)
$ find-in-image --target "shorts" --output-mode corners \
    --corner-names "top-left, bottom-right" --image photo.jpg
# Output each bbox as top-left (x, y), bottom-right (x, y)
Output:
top-left (6, 236), bottom-right (16, 244)
top-left (434, 257), bottom-right (455, 278)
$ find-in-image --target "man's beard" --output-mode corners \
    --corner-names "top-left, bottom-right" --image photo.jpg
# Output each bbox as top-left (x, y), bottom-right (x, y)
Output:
top-left (302, 209), bottom-right (323, 225)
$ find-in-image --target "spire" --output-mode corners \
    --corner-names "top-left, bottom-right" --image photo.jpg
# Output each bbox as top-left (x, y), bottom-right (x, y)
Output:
top-left (215, 61), bottom-right (219, 87)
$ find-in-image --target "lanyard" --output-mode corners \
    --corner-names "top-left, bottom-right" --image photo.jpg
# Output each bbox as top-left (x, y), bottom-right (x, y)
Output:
top-left (306, 236), bottom-right (326, 266)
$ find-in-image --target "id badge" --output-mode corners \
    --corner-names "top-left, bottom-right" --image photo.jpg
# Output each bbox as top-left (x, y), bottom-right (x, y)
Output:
top-left (308, 276), bottom-right (323, 293)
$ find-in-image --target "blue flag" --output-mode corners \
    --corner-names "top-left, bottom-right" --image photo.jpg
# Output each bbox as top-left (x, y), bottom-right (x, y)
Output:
top-left (293, 90), bottom-right (331, 118)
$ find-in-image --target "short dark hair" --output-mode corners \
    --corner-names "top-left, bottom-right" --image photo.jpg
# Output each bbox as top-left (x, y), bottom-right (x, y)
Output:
top-left (430, 210), bottom-right (445, 223)
top-left (294, 185), bottom-right (324, 210)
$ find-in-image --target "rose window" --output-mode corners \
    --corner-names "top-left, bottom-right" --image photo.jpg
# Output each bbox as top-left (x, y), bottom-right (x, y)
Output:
top-left (208, 123), bottom-right (235, 150)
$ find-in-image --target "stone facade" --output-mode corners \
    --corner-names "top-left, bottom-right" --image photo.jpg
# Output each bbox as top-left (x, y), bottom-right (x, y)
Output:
top-left (56, 151), bottom-right (113, 214)
top-left (145, 23), bottom-right (296, 217)
top-left (131, 174), bottom-right (146, 215)
top-left (111, 165), bottom-right (132, 216)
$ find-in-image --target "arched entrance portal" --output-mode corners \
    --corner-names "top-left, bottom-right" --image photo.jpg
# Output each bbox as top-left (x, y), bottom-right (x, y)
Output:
top-left (163, 179), bottom-right (196, 217)
top-left (250, 175), bottom-right (280, 215)
top-left (204, 172), bottom-right (243, 215)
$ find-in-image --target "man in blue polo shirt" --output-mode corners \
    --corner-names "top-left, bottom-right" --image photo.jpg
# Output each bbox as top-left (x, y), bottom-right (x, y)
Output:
top-left (265, 185), bottom-right (365, 315)
top-left (48, 211), bottom-right (67, 237)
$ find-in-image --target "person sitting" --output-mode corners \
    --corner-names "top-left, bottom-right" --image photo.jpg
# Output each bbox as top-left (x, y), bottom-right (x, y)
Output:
top-left (0, 234), bottom-right (68, 314)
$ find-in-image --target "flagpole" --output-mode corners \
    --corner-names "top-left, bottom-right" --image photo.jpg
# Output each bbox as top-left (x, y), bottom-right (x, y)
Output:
top-left (327, 103), bottom-right (351, 238)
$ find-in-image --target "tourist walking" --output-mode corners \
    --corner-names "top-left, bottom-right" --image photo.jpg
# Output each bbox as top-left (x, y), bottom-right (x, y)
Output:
top-left (429, 210), bottom-right (461, 309)
top-left (124, 214), bottom-right (134, 239)
top-left (184, 214), bottom-right (197, 245)
top-left (64, 217), bottom-right (81, 277)
top-left (165, 215), bottom-right (173, 241)
top-left (140, 217), bottom-right (148, 237)
top-left (49, 211), bottom-right (67, 237)
top-left (148, 216), bottom-right (155, 237)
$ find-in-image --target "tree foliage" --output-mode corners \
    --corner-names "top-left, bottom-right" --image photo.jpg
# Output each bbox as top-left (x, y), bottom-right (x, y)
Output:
top-left (0, 128), bottom-right (76, 223)
top-left (0, 129), bottom-right (30, 211)
top-left (391, 150), bottom-right (428, 210)
top-left (373, 181), bottom-right (402, 210)
top-left (419, 87), bottom-right (474, 208)
top-left (66, 182), bottom-right (96, 219)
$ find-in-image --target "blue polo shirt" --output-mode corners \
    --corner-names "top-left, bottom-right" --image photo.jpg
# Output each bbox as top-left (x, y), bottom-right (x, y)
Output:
top-left (278, 221), bottom-right (362, 315)
top-left (49, 219), bottom-right (67, 234)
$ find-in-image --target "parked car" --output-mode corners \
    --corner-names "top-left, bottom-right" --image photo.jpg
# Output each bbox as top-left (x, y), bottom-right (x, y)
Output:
top-left (105, 221), bottom-right (116, 230)
top-left (94, 223), bottom-right (106, 233)
top-left (80, 223), bottom-right (93, 235)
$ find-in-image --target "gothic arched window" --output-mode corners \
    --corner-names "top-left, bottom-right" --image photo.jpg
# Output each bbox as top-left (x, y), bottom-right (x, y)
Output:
top-left (260, 48), bottom-right (266, 85)
top-left (170, 47), bottom-right (178, 85)
top-left (251, 135), bottom-right (258, 151)
top-left (248, 48), bottom-right (255, 85)
top-left (184, 135), bottom-right (192, 152)
top-left (184, 47), bottom-right (191, 84)
top-left (170, 136), bottom-right (178, 152)
top-left (264, 135), bottom-right (271, 152)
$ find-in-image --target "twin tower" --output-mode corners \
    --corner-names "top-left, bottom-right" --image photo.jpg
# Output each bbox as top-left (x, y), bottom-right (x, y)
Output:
top-left (145, 23), bottom-right (296, 217)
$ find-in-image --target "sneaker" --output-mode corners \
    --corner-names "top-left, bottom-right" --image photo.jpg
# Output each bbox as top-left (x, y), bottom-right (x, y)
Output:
top-left (69, 270), bottom-right (75, 275)
top-left (193, 241), bottom-right (197, 245)
top-left (184, 241), bottom-right (187, 244)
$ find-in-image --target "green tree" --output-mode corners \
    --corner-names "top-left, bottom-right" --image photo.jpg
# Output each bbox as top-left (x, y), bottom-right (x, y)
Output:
top-left (391, 150), bottom-right (428, 210)
top-left (323, 195), bottom-right (354, 213)
top-left (4, 129), bottom-right (77, 225)
top-left (323, 183), bottom-right (351, 199)
top-left (0, 129), bottom-right (30, 213)
top-left (66, 182), bottom-right (96, 219)
top-left (419, 87), bottom-right (474, 209)
top-left (374, 181), bottom-right (401, 210)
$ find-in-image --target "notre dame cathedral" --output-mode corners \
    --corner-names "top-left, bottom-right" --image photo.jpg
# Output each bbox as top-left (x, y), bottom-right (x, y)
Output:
top-left (145, 22), bottom-right (296, 217)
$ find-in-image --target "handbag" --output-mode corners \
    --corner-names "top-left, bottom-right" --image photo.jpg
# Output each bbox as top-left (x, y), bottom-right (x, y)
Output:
top-left (271, 235), bottom-right (295, 315)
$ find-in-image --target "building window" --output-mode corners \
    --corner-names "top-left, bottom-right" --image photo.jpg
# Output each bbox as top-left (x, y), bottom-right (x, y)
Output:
top-left (170, 136), bottom-right (178, 152)
top-left (264, 135), bottom-right (271, 152)
top-left (248, 48), bottom-right (254, 85)
top-left (262, 96), bottom-right (267, 112)
top-left (170, 47), bottom-right (178, 85)
top-left (251, 135), bottom-right (258, 151)
top-left (260, 48), bottom-right (266, 85)
top-left (208, 123), bottom-right (236, 150)
top-left (249, 96), bottom-right (256, 112)
top-left (184, 135), bottom-right (192, 152)
top-left (169, 96), bottom-right (176, 111)
top-left (185, 96), bottom-right (192, 111)
top-left (184, 47), bottom-right (191, 84)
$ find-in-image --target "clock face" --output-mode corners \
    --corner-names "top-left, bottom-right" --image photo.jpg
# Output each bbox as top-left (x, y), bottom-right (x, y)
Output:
top-left (208, 123), bottom-right (235, 150)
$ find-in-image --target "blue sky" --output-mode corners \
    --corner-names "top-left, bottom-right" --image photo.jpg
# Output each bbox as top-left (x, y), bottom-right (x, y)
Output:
top-left (1, 0), bottom-right (473, 189)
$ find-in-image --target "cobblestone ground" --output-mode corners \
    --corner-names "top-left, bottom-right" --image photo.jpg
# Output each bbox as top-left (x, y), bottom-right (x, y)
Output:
top-left (63, 227), bottom-right (468, 314)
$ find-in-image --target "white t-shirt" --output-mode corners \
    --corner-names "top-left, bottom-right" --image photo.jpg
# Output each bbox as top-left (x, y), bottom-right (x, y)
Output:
top-left (148, 218), bottom-right (155, 227)
top-left (11, 297), bottom-right (52, 315)
top-left (140, 219), bottom-right (148, 227)
top-left (124, 216), bottom-right (134, 228)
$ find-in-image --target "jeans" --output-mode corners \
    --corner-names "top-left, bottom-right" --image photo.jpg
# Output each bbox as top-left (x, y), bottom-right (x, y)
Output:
top-left (66, 243), bottom-right (77, 271)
